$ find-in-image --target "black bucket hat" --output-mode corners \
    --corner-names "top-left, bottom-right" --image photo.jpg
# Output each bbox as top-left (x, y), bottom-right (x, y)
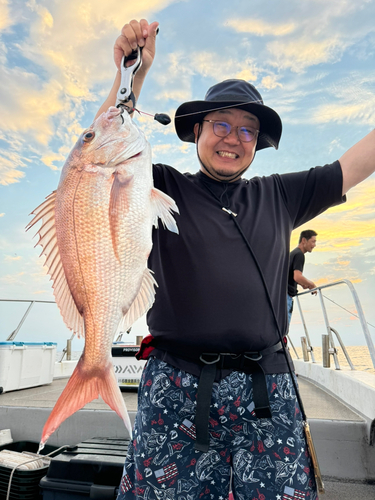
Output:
top-left (174, 79), bottom-right (282, 151)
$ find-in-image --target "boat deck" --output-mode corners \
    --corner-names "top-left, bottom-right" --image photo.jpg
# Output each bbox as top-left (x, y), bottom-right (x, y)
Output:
top-left (0, 377), bottom-right (139, 411)
top-left (0, 375), bottom-right (362, 418)
top-left (1, 376), bottom-right (374, 500)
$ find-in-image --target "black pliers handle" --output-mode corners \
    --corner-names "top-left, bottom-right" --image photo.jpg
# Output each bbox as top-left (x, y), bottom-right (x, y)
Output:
top-left (116, 47), bottom-right (142, 113)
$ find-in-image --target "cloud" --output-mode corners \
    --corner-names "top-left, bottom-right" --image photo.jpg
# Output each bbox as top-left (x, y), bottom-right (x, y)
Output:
top-left (41, 152), bottom-right (65, 170)
top-left (226, 18), bottom-right (295, 37)
top-left (0, 150), bottom-right (26, 185)
top-left (4, 255), bottom-right (22, 261)
top-left (267, 36), bottom-right (344, 73)
top-left (225, 2), bottom-right (375, 75)
top-left (261, 75), bottom-right (282, 90)
top-left (0, 0), bottom-right (177, 181)
top-left (336, 259), bottom-right (350, 267)
top-left (0, 271), bottom-right (26, 285)
top-left (0, 0), bottom-right (11, 31)
top-left (153, 50), bottom-right (258, 104)
top-left (152, 143), bottom-right (173, 154)
top-left (291, 179), bottom-right (375, 260)
top-left (23, 0), bottom-right (177, 95)
top-left (311, 74), bottom-right (375, 125)
top-left (152, 51), bottom-right (193, 102)
top-left (0, 68), bottom-right (65, 144)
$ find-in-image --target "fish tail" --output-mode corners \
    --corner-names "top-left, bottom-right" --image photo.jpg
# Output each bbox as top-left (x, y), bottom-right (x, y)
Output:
top-left (40, 357), bottom-right (132, 447)
top-left (97, 363), bottom-right (133, 434)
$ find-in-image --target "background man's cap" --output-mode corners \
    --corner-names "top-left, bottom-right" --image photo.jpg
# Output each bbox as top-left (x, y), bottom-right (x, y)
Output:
top-left (174, 79), bottom-right (282, 151)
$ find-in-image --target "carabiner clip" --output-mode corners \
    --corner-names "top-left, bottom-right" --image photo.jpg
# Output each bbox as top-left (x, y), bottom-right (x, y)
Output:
top-left (116, 47), bottom-right (142, 113)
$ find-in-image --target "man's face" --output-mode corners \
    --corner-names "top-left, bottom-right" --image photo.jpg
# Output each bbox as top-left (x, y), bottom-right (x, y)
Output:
top-left (193, 108), bottom-right (260, 182)
top-left (303, 236), bottom-right (317, 253)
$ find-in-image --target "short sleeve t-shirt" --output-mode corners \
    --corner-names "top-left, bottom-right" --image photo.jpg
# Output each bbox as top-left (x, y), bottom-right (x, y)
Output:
top-left (288, 248), bottom-right (305, 297)
top-left (146, 161), bottom-right (345, 374)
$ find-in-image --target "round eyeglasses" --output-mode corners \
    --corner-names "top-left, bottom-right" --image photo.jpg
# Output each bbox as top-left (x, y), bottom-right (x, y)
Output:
top-left (202, 120), bottom-right (259, 143)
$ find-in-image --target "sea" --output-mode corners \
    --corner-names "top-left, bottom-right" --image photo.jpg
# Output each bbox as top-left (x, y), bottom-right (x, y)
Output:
top-left (291, 345), bottom-right (375, 374)
top-left (57, 345), bottom-right (375, 374)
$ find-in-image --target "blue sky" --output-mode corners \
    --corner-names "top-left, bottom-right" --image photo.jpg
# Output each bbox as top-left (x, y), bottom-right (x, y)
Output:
top-left (1, 0), bottom-right (375, 351)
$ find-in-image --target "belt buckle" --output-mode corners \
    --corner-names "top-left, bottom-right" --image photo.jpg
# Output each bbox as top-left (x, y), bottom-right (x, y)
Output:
top-left (199, 353), bottom-right (221, 365)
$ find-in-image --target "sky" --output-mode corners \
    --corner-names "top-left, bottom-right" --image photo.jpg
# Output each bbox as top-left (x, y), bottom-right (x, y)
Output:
top-left (0, 0), bottom-right (375, 356)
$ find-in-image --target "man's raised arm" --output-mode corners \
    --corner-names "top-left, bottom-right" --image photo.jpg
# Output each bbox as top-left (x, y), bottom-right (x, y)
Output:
top-left (340, 129), bottom-right (375, 195)
top-left (95, 19), bottom-right (159, 119)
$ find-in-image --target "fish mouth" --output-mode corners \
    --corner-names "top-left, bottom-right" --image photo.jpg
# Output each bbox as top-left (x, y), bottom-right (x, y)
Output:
top-left (109, 144), bottom-right (144, 167)
top-left (95, 139), bottom-right (118, 151)
top-left (114, 148), bottom-right (144, 167)
top-left (130, 151), bottom-right (142, 159)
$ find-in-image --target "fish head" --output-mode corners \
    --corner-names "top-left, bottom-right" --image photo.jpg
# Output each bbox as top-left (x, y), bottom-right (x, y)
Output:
top-left (64, 106), bottom-right (148, 174)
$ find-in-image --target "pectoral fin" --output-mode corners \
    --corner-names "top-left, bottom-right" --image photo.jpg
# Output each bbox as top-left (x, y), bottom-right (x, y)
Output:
top-left (109, 171), bottom-right (134, 261)
top-left (151, 188), bottom-right (179, 233)
top-left (117, 268), bottom-right (158, 333)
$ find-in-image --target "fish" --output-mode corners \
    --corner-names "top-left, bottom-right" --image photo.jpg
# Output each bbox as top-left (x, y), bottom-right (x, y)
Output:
top-left (142, 428), bottom-right (168, 454)
top-left (233, 448), bottom-right (259, 483)
top-left (150, 372), bottom-right (171, 408)
top-left (195, 450), bottom-right (221, 481)
top-left (275, 452), bottom-right (302, 488)
top-left (26, 106), bottom-right (179, 447)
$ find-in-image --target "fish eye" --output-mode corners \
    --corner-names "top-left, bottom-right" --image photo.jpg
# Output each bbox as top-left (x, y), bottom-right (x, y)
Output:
top-left (83, 131), bottom-right (95, 142)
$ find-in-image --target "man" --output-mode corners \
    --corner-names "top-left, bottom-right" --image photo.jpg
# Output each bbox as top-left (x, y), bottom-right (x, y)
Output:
top-left (287, 230), bottom-right (318, 324)
top-left (97, 20), bottom-right (375, 500)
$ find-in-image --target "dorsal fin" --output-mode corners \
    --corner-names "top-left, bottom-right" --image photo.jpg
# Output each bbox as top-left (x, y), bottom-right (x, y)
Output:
top-left (27, 192), bottom-right (85, 337)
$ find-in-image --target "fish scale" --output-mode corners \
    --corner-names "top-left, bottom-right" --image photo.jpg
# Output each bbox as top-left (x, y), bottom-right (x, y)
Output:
top-left (27, 106), bottom-right (179, 448)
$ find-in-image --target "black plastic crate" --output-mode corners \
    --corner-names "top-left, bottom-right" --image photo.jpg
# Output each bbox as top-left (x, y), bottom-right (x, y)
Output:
top-left (0, 441), bottom-right (58, 500)
top-left (40, 437), bottom-right (130, 499)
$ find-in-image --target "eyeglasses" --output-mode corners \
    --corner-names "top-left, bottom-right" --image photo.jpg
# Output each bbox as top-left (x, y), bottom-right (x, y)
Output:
top-left (202, 120), bottom-right (259, 143)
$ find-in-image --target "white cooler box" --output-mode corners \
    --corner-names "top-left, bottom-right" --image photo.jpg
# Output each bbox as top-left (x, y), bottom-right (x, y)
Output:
top-left (0, 341), bottom-right (56, 394)
top-left (111, 343), bottom-right (146, 388)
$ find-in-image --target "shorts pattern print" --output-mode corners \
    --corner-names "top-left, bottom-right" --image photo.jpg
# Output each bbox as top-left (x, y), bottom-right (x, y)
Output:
top-left (117, 357), bottom-right (318, 500)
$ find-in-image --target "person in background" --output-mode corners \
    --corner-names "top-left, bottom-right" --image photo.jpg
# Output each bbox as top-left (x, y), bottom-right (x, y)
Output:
top-left (287, 229), bottom-right (318, 324)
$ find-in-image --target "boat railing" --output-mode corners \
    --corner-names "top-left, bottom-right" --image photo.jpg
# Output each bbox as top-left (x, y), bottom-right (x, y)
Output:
top-left (0, 299), bottom-right (55, 340)
top-left (0, 298), bottom-right (75, 362)
top-left (294, 279), bottom-right (375, 370)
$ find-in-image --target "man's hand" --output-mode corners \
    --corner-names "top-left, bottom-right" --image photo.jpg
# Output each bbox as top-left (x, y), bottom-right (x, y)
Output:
top-left (114, 19), bottom-right (159, 79)
top-left (94, 19), bottom-right (158, 120)
top-left (303, 280), bottom-right (317, 290)
top-left (294, 270), bottom-right (317, 293)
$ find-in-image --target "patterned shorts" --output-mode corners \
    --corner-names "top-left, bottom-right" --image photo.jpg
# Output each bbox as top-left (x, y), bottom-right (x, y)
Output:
top-left (117, 357), bottom-right (318, 500)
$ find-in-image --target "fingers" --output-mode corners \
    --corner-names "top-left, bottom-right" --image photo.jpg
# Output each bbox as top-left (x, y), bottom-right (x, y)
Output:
top-left (114, 20), bottom-right (159, 70)
top-left (140, 19), bottom-right (150, 39)
top-left (146, 20), bottom-right (160, 37)
top-left (128, 19), bottom-right (146, 48)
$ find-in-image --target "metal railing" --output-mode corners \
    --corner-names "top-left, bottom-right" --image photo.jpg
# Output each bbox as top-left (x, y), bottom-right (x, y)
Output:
top-left (0, 299), bottom-right (56, 341)
top-left (0, 298), bottom-right (74, 361)
top-left (294, 279), bottom-right (375, 370)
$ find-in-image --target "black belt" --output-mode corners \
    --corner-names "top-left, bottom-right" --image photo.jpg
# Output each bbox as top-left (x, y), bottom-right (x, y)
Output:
top-left (194, 341), bottom-right (283, 452)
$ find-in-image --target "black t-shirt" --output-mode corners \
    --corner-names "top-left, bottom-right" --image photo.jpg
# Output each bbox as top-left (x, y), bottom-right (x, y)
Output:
top-left (147, 161), bottom-right (345, 374)
top-left (288, 248), bottom-right (305, 297)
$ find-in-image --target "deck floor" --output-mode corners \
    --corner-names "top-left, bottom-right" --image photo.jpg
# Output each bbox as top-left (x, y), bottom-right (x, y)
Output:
top-left (1, 377), bottom-right (374, 500)
top-left (0, 375), bottom-right (363, 421)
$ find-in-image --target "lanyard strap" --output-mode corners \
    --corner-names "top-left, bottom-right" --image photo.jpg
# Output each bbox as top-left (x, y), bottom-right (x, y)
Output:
top-left (226, 210), bottom-right (307, 421)
top-left (199, 179), bottom-right (307, 421)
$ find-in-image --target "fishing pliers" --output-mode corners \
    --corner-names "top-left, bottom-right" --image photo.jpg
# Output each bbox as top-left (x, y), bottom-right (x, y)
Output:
top-left (116, 47), bottom-right (142, 114)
